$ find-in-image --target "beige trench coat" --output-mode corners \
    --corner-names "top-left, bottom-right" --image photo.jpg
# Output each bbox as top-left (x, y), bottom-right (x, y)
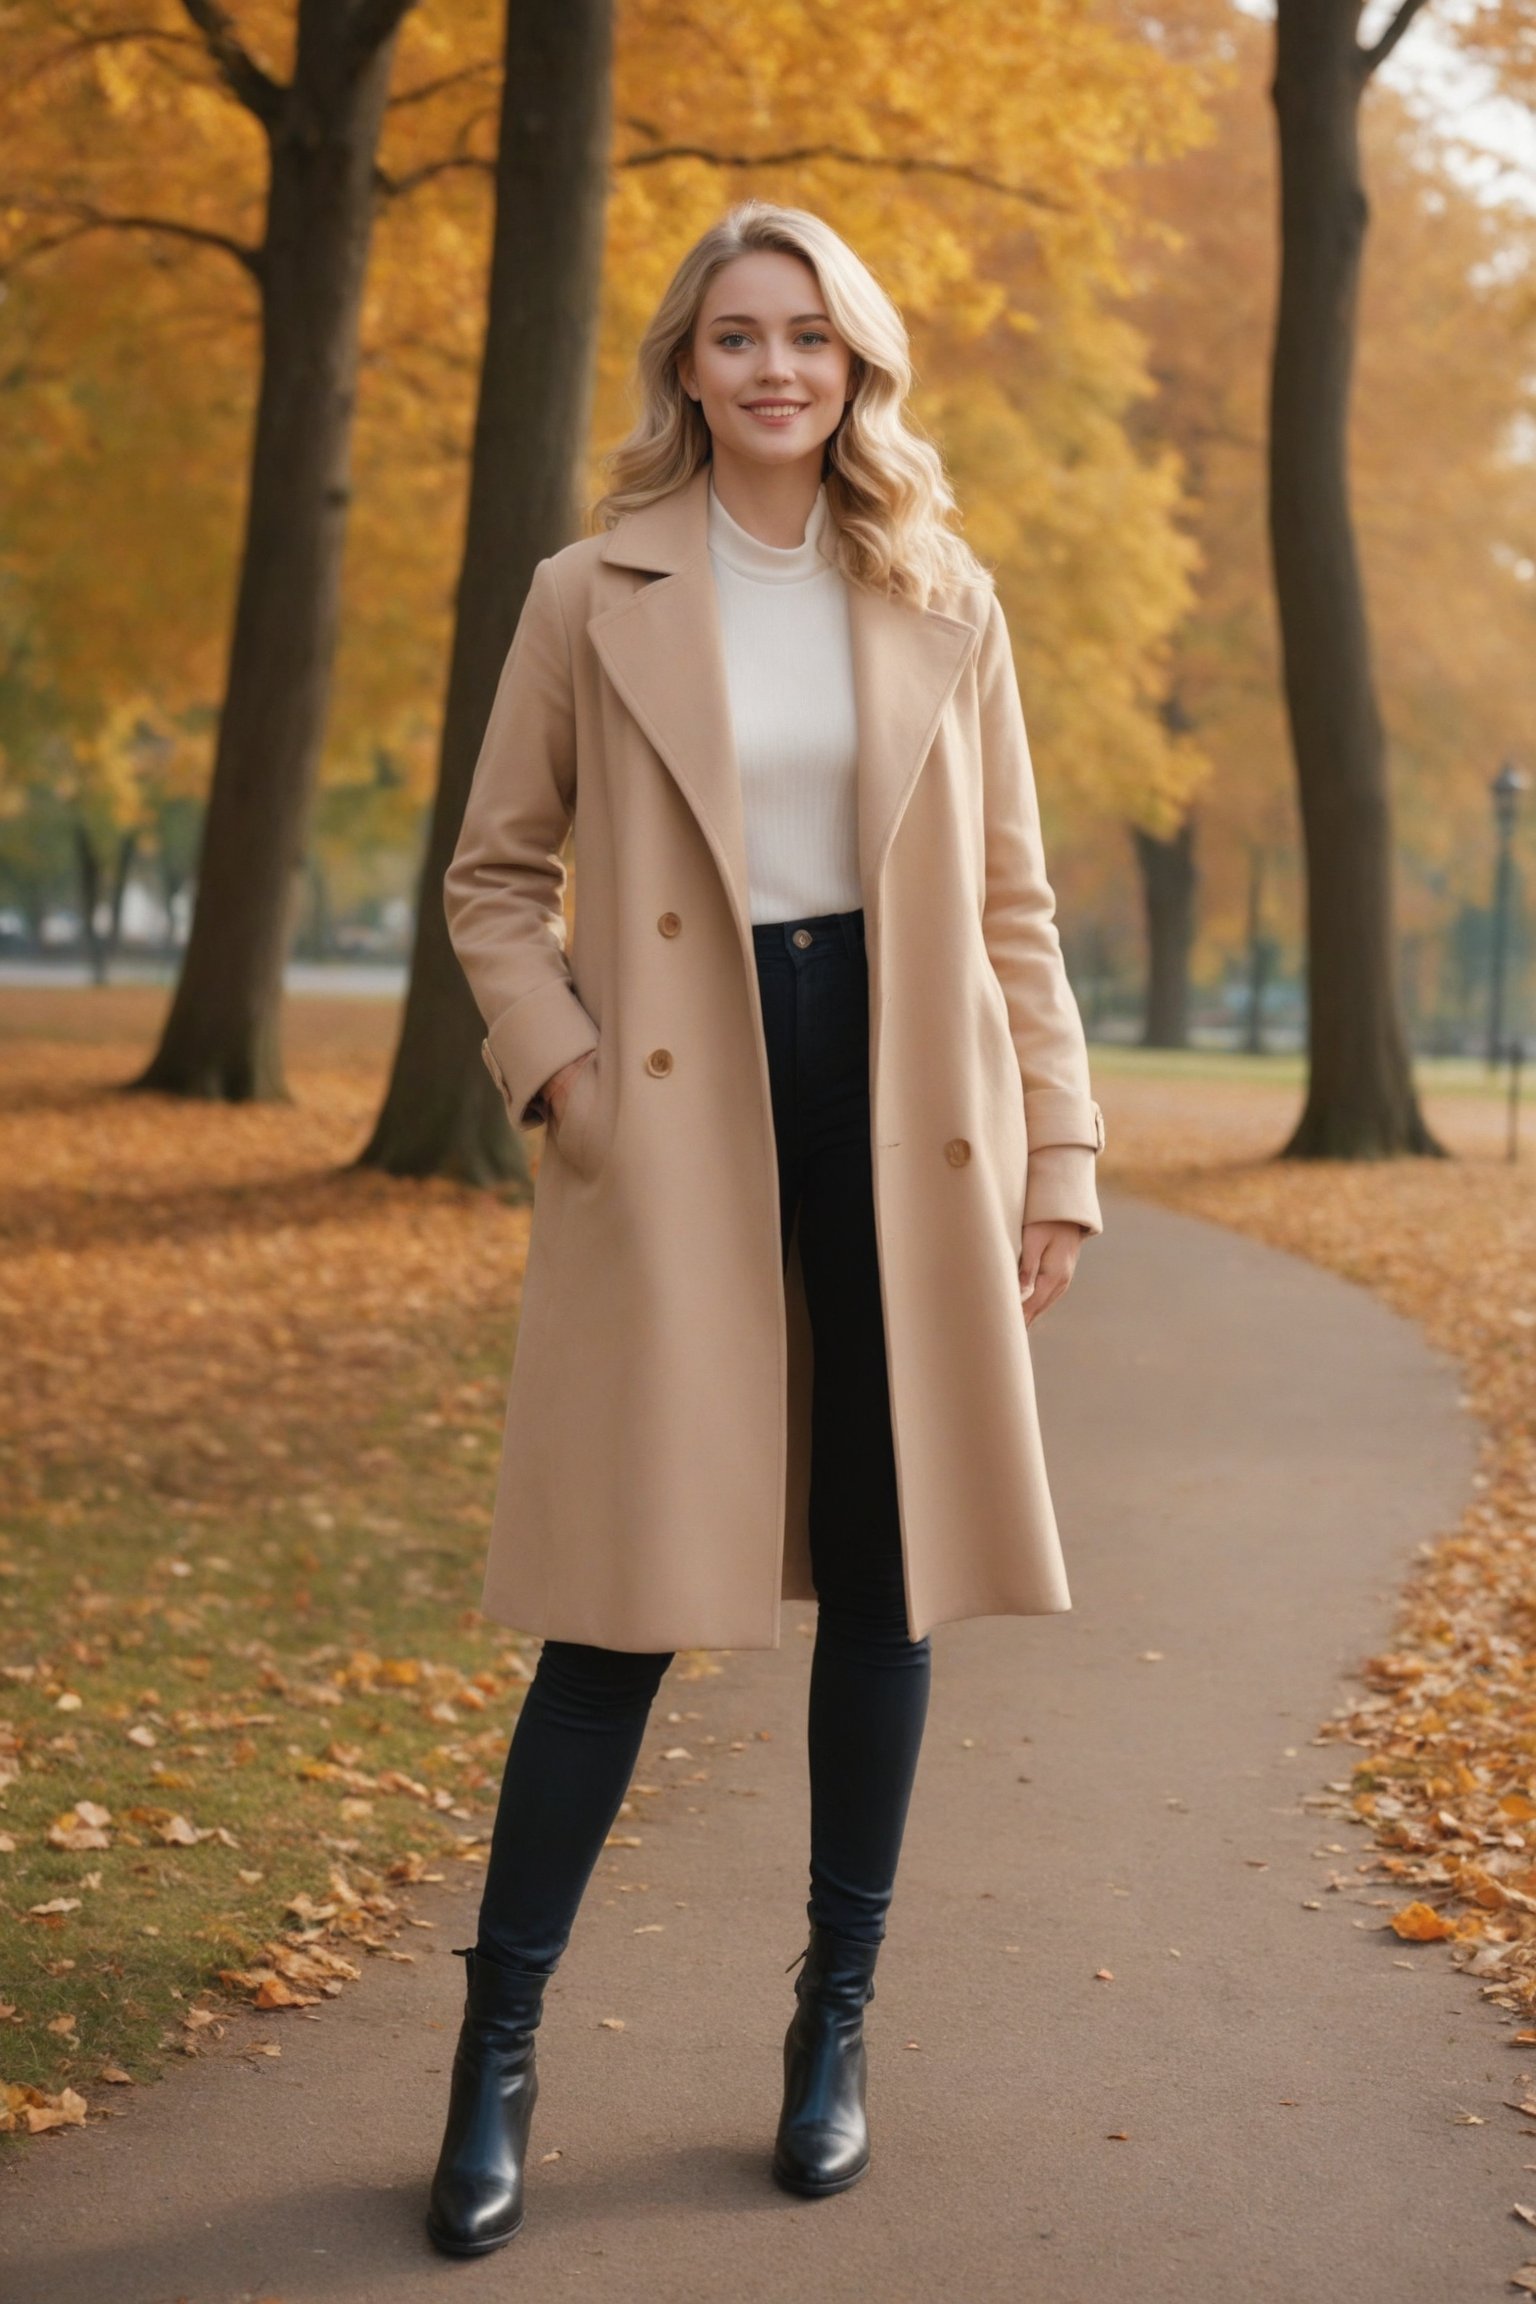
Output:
top-left (444, 462), bottom-right (1105, 1653)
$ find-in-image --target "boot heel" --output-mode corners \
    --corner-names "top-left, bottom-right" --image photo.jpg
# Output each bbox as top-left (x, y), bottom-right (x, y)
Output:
top-left (426, 1946), bottom-right (549, 2257)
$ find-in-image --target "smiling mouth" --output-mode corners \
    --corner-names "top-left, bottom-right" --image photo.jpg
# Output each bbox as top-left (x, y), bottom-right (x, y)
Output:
top-left (744, 403), bottom-right (808, 417)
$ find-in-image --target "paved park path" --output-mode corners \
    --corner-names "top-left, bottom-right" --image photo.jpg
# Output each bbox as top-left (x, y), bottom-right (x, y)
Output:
top-left (4, 1191), bottom-right (1522, 2303)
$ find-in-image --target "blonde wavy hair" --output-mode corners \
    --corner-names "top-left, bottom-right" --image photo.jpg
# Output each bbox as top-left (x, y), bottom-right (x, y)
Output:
top-left (590, 200), bottom-right (993, 610)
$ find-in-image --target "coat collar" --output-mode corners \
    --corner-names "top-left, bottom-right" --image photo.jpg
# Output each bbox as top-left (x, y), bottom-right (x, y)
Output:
top-left (587, 463), bottom-right (979, 948)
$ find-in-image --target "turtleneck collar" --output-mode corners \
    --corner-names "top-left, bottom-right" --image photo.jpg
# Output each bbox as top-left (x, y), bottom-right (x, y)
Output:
top-left (706, 471), bottom-right (835, 583)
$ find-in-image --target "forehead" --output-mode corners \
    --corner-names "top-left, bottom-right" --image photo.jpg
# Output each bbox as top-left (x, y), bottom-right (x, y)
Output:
top-left (698, 248), bottom-right (825, 320)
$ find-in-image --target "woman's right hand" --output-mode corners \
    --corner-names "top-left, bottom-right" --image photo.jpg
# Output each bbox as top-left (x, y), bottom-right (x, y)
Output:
top-left (542, 1048), bottom-right (595, 1130)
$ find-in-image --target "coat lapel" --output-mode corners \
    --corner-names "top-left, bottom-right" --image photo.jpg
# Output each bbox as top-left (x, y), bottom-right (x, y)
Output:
top-left (587, 462), bottom-right (979, 944)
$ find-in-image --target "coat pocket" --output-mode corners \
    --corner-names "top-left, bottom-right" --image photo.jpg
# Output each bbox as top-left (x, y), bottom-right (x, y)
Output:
top-left (546, 1045), bottom-right (603, 1178)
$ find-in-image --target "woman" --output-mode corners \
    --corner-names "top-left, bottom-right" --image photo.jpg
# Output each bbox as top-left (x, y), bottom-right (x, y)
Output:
top-left (427, 199), bottom-right (1105, 2257)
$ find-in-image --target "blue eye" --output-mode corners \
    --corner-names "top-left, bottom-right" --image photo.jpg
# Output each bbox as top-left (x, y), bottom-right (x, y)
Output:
top-left (715, 331), bottom-right (830, 349)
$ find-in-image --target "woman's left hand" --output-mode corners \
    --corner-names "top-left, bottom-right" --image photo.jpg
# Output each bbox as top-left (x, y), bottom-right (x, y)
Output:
top-left (1017, 1220), bottom-right (1086, 1329)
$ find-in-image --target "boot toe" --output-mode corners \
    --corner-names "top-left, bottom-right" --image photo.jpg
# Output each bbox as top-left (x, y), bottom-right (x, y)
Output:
top-left (772, 2123), bottom-right (870, 2197)
top-left (426, 2173), bottom-right (524, 2256)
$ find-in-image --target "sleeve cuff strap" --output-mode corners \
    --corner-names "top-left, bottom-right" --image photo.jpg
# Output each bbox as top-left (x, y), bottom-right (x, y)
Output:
top-left (1023, 1089), bottom-right (1106, 1153)
top-left (482, 979), bottom-right (600, 1131)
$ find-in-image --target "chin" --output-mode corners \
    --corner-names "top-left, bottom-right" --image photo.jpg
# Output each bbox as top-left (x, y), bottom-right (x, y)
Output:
top-left (733, 426), bottom-right (832, 460)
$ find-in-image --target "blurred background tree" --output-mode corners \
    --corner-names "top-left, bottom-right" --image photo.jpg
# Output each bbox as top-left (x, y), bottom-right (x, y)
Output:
top-left (1, 0), bottom-right (1533, 1176)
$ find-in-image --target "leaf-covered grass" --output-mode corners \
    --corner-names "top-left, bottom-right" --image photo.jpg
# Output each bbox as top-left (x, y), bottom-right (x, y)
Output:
top-left (1, 987), bottom-right (547, 2135)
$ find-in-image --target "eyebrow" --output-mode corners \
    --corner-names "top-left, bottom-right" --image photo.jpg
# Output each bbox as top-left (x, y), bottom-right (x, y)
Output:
top-left (706, 312), bottom-right (831, 326)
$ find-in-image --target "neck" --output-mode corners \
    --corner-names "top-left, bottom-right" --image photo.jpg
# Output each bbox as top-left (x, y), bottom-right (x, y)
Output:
top-left (706, 448), bottom-right (827, 549)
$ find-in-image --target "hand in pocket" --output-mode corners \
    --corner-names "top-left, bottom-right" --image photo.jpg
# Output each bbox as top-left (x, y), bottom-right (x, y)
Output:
top-left (545, 1048), bottom-right (595, 1131)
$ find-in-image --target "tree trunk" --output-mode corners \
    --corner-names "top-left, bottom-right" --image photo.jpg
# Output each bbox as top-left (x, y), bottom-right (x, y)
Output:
top-left (134, 5), bottom-right (408, 1100)
top-left (297, 854), bottom-right (333, 961)
top-left (19, 883), bottom-right (48, 956)
top-left (1269, 2), bottom-right (1442, 1156)
top-left (358, 0), bottom-right (616, 1187)
top-left (1133, 817), bottom-right (1197, 1050)
top-left (73, 824), bottom-right (104, 985)
top-left (158, 862), bottom-right (187, 960)
top-left (107, 829), bottom-right (137, 970)
top-left (1243, 845), bottom-right (1271, 1056)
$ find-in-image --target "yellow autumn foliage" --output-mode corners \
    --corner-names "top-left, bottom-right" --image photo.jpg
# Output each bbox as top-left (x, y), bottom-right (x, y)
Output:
top-left (1, 0), bottom-right (1214, 864)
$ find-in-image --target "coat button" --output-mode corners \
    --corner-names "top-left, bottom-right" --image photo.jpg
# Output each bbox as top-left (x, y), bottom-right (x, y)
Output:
top-left (645, 1048), bottom-right (674, 1077)
top-left (944, 1137), bottom-right (971, 1167)
top-left (657, 911), bottom-right (681, 937)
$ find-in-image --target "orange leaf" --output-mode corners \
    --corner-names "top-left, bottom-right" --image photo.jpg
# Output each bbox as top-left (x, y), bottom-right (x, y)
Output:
top-left (251, 1976), bottom-right (320, 2011)
top-left (1389, 1900), bottom-right (1457, 1942)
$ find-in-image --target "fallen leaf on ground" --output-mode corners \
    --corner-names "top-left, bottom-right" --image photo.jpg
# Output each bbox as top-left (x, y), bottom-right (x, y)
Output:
top-left (1389, 1902), bottom-right (1457, 1943)
top-left (0, 2081), bottom-right (87, 2133)
top-left (46, 1801), bottom-right (112, 1852)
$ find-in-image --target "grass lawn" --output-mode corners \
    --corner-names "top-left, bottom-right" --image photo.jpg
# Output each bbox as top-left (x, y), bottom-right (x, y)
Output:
top-left (2, 986), bottom-right (573, 2136)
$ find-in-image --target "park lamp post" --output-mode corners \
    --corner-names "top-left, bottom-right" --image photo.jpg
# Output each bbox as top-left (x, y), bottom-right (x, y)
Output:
top-left (1487, 760), bottom-right (1527, 1071)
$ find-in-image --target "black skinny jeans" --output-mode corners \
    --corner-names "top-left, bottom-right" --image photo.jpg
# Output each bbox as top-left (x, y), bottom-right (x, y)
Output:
top-left (475, 908), bottom-right (932, 1972)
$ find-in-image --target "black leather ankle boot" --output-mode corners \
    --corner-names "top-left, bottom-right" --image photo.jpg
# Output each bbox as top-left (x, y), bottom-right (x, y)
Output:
top-left (772, 1922), bottom-right (881, 2197)
top-left (425, 1945), bottom-right (549, 2256)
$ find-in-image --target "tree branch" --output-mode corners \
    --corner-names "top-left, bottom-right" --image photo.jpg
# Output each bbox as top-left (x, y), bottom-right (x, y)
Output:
top-left (375, 153), bottom-right (493, 199)
top-left (1359, 0), bottom-right (1434, 79)
top-left (386, 58), bottom-right (497, 110)
top-left (0, 198), bottom-right (263, 283)
top-left (177, 0), bottom-right (284, 127)
top-left (5, 26), bottom-right (206, 102)
top-left (345, 0), bottom-right (419, 71)
top-left (615, 135), bottom-right (1067, 212)
top-left (378, 131), bottom-right (1072, 215)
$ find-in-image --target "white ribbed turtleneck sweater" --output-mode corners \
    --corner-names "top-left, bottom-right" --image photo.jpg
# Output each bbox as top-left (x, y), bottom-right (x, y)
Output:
top-left (706, 472), bottom-right (861, 926)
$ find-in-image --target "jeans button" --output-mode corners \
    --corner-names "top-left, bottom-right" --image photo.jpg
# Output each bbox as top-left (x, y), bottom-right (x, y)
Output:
top-left (791, 928), bottom-right (813, 949)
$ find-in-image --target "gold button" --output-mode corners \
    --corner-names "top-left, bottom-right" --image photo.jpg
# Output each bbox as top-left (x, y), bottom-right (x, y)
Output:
top-left (645, 1048), bottom-right (674, 1077)
top-left (944, 1137), bottom-right (971, 1167)
top-left (791, 928), bottom-right (814, 949)
top-left (658, 911), bottom-right (681, 937)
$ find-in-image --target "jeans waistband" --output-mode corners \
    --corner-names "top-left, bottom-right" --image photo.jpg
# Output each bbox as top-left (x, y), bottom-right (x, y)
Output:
top-left (751, 908), bottom-right (866, 962)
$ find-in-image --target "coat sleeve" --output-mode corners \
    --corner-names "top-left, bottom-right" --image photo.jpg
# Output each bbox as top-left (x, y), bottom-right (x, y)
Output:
top-left (976, 587), bottom-right (1106, 1238)
top-left (443, 555), bottom-right (601, 1131)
